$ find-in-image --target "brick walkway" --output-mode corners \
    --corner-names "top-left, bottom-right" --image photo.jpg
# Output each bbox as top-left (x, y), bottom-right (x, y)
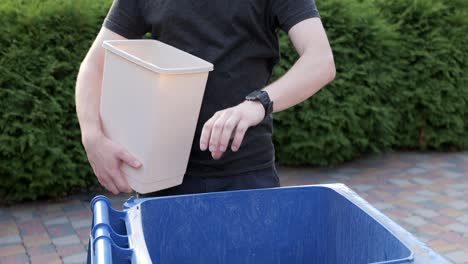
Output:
top-left (0, 152), bottom-right (467, 264)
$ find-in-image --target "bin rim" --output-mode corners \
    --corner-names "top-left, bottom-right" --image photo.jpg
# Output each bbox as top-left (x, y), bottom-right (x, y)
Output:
top-left (113, 184), bottom-right (450, 264)
top-left (102, 39), bottom-right (214, 75)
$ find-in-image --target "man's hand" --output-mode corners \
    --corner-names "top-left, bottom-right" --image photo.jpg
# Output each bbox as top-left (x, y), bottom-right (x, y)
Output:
top-left (200, 100), bottom-right (265, 159)
top-left (82, 132), bottom-right (142, 194)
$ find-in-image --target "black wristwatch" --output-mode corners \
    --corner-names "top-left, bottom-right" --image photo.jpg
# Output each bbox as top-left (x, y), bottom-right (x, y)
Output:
top-left (245, 90), bottom-right (274, 119)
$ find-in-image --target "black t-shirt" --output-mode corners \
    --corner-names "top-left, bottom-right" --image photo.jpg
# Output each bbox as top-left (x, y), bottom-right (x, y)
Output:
top-left (104, 0), bottom-right (320, 177)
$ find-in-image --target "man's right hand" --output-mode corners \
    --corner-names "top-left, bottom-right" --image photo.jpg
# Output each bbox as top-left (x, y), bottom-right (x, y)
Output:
top-left (82, 132), bottom-right (142, 195)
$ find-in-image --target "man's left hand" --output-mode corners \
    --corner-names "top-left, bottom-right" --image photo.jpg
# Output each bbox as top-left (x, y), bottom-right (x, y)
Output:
top-left (199, 100), bottom-right (265, 160)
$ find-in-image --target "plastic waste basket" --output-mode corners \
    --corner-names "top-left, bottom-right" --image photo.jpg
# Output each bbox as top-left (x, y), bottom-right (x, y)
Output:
top-left (100, 40), bottom-right (213, 194)
top-left (88, 184), bottom-right (450, 264)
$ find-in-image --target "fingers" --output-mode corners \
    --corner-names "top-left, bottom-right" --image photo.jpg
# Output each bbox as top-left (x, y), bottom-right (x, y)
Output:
top-left (116, 149), bottom-right (141, 168)
top-left (211, 150), bottom-right (224, 160)
top-left (87, 137), bottom-right (138, 195)
top-left (209, 110), bottom-right (232, 153)
top-left (96, 169), bottom-right (132, 194)
top-left (200, 112), bottom-right (220, 151)
top-left (111, 169), bottom-right (132, 193)
top-left (97, 173), bottom-right (119, 195)
top-left (219, 114), bottom-right (241, 152)
top-left (231, 121), bottom-right (249, 152)
top-left (201, 107), bottom-right (251, 158)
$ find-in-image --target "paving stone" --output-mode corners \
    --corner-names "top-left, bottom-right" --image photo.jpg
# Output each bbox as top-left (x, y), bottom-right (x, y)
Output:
top-left (0, 210), bottom-right (12, 221)
top-left (56, 244), bottom-right (85, 258)
top-left (26, 244), bottom-right (57, 257)
top-left (11, 211), bottom-right (37, 222)
top-left (417, 223), bottom-right (446, 236)
top-left (0, 253), bottom-right (29, 264)
top-left (407, 168), bottom-right (427, 175)
top-left (39, 204), bottom-right (62, 213)
top-left (329, 174), bottom-right (352, 180)
top-left (44, 216), bottom-right (69, 226)
top-left (415, 190), bottom-right (438, 197)
top-left (415, 162), bottom-right (437, 170)
top-left (449, 201), bottom-right (468, 210)
top-left (372, 202), bottom-right (394, 210)
top-left (446, 223), bottom-right (468, 233)
top-left (432, 243), bottom-right (461, 254)
top-left (23, 234), bottom-right (51, 247)
top-left (0, 244), bottom-right (26, 257)
top-left (0, 220), bottom-right (19, 237)
top-left (388, 179), bottom-right (412, 186)
top-left (456, 215), bottom-right (468, 224)
top-left (432, 216), bottom-right (456, 226)
top-left (445, 190), bottom-right (464, 197)
top-left (52, 234), bottom-right (80, 247)
top-left (406, 195), bottom-right (430, 203)
top-left (63, 203), bottom-right (86, 213)
top-left (438, 162), bottom-right (457, 168)
top-left (30, 253), bottom-right (62, 264)
top-left (450, 183), bottom-right (468, 190)
top-left (411, 177), bottom-right (433, 185)
top-left (428, 239), bottom-right (451, 249)
top-left (415, 235), bottom-right (432, 243)
top-left (441, 171), bottom-right (464, 179)
top-left (445, 250), bottom-right (468, 263)
top-left (414, 209), bottom-right (440, 218)
top-left (353, 184), bottom-right (373, 192)
top-left (0, 235), bottom-right (21, 246)
top-left (47, 223), bottom-right (76, 238)
top-left (439, 231), bottom-right (467, 244)
top-left (403, 216), bottom-right (427, 227)
top-left (67, 211), bottom-right (92, 221)
top-left (439, 208), bottom-right (464, 218)
top-left (71, 219), bottom-right (90, 229)
top-left (62, 252), bottom-right (87, 264)
top-left (18, 220), bottom-right (46, 236)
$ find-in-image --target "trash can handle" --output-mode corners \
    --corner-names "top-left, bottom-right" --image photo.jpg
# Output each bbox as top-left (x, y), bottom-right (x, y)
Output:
top-left (90, 196), bottom-right (133, 264)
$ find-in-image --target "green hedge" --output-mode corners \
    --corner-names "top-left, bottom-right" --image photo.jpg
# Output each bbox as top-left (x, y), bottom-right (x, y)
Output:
top-left (372, 0), bottom-right (468, 150)
top-left (0, 0), bottom-right (466, 202)
top-left (0, 0), bottom-right (110, 203)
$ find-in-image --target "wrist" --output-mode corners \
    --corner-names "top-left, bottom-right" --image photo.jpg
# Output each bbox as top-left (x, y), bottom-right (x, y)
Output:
top-left (81, 126), bottom-right (104, 146)
top-left (242, 100), bottom-right (265, 117)
top-left (245, 90), bottom-right (273, 119)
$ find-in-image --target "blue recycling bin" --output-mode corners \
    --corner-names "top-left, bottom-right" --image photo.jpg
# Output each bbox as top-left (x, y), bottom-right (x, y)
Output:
top-left (88, 184), bottom-right (449, 264)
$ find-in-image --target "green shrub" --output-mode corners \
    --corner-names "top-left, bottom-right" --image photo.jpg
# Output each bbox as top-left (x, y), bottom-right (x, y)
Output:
top-left (372, 0), bottom-right (468, 150)
top-left (272, 0), bottom-right (401, 165)
top-left (0, 0), bottom-right (111, 203)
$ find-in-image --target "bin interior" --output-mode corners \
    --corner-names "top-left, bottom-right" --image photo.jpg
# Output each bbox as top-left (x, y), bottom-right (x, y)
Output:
top-left (136, 187), bottom-right (412, 264)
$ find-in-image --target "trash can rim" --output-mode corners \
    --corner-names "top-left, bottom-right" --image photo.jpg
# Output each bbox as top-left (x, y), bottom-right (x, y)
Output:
top-left (102, 39), bottom-right (214, 75)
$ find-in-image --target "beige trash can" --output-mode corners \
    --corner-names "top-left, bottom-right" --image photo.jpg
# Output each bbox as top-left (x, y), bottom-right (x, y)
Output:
top-left (100, 40), bottom-right (213, 194)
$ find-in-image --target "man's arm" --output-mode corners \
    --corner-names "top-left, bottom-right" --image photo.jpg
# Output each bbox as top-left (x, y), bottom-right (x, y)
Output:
top-left (264, 18), bottom-right (335, 112)
top-left (76, 28), bottom-right (121, 140)
top-left (76, 27), bottom-right (141, 194)
top-left (200, 18), bottom-right (335, 159)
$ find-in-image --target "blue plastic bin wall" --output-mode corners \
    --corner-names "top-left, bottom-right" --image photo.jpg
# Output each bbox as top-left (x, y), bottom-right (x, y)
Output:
top-left (89, 184), bottom-right (450, 264)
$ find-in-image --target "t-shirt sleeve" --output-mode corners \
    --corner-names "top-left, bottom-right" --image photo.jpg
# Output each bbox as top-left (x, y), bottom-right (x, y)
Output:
top-left (103, 0), bottom-right (148, 39)
top-left (271, 0), bottom-right (320, 33)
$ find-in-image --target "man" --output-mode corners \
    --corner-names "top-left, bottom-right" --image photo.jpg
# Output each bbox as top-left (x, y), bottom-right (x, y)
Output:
top-left (76, 0), bottom-right (335, 197)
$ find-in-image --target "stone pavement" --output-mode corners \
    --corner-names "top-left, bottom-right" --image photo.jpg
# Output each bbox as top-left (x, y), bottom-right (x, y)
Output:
top-left (0, 151), bottom-right (467, 264)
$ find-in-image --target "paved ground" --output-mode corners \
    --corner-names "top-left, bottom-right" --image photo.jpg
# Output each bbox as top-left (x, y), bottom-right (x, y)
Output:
top-left (0, 151), bottom-right (467, 264)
